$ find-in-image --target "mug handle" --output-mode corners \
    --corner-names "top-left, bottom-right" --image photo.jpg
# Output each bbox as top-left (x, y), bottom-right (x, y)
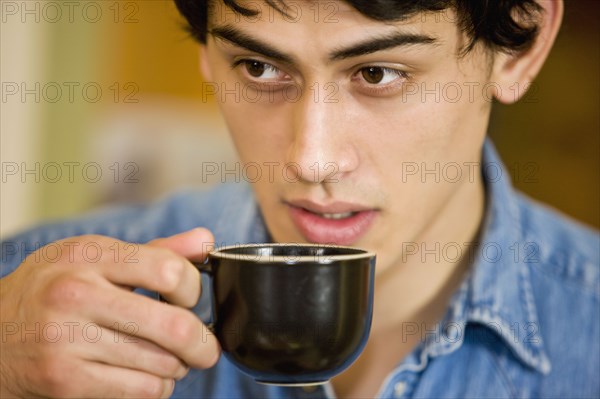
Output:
top-left (193, 260), bottom-right (216, 333)
top-left (194, 259), bottom-right (213, 274)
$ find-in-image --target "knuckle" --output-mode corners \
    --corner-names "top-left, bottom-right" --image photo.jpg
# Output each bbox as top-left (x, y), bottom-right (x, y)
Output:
top-left (75, 234), bottom-right (107, 244)
top-left (43, 276), bottom-right (88, 310)
top-left (165, 311), bottom-right (197, 347)
top-left (53, 235), bottom-right (105, 264)
top-left (157, 257), bottom-right (185, 293)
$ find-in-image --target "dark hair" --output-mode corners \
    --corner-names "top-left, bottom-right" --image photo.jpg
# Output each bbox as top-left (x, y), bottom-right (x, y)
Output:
top-left (173, 0), bottom-right (543, 54)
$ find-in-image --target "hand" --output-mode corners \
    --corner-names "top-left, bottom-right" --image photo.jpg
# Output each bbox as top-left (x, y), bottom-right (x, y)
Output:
top-left (0, 228), bottom-right (220, 398)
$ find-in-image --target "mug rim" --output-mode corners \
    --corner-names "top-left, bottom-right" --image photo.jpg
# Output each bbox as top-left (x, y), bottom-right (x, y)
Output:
top-left (208, 243), bottom-right (375, 263)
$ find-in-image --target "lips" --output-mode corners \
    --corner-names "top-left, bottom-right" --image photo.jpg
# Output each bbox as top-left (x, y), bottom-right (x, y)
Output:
top-left (286, 200), bottom-right (378, 246)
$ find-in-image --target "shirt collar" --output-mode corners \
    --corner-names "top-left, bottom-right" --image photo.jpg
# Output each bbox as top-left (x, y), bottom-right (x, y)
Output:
top-left (422, 138), bottom-right (551, 374)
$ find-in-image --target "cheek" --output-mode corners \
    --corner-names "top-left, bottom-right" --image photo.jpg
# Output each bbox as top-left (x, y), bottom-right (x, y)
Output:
top-left (218, 102), bottom-right (278, 163)
top-left (378, 82), bottom-right (490, 162)
top-left (215, 93), bottom-right (295, 166)
top-left (206, 57), bottom-right (282, 163)
top-left (355, 79), bottom-right (490, 255)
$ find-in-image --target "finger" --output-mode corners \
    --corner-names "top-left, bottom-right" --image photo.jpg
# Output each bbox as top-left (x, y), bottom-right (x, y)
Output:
top-left (77, 324), bottom-right (188, 380)
top-left (88, 285), bottom-right (221, 369)
top-left (149, 228), bottom-right (215, 262)
top-left (100, 244), bottom-right (201, 308)
top-left (78, 361), bottom-right (174, 399)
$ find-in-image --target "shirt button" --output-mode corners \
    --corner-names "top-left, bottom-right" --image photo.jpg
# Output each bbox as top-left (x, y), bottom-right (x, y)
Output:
top-left (393, 381), bottom-right (407, 398)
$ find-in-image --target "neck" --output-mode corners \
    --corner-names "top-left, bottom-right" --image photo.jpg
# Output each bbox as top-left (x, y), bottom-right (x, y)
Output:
top-left (373, 173), bottom-right (485, 335)
top-left (332, 173), bottom-right (486, 398)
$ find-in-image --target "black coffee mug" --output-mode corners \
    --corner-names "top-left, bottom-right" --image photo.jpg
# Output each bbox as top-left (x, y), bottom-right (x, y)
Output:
top-left (196, 243), bottom-right (376, 386)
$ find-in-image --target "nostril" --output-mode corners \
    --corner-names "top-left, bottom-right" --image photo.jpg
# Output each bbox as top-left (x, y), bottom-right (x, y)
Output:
top-left (284, 149), bottom-right (359, 184)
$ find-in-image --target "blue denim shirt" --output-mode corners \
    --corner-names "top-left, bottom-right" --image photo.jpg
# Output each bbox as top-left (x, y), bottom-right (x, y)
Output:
top-left (2, 140), bottom-right (599, 398)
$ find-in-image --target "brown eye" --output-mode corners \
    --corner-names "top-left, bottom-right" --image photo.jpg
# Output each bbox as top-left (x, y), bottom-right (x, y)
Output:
top-left (245, 61), bottom-right (266, 77)
top-left (361, 67), bottom-right (385, 84)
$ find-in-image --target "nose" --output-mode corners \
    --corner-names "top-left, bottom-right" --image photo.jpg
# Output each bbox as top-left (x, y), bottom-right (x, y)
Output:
top-left (285, 87), bottom-right (359, 184)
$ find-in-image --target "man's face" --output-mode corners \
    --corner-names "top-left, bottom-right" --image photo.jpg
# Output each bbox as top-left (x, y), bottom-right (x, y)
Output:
top-left (202, 1), bottom-right (494, 275)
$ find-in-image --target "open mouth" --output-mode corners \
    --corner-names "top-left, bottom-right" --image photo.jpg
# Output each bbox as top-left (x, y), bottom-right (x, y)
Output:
top-left (318, 211), bottom-right (358, 220)
top-left (285, 201), bottom-right (378, 246)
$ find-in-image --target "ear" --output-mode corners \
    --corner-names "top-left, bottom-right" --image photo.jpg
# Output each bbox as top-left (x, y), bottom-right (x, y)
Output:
top-left (199, 45), bottom-right (213, 81)
top-left (491, 0), bottom-right (563, 104)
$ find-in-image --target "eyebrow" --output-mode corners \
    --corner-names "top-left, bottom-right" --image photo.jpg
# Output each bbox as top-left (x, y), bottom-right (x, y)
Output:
top-left (210, 26), bottom-right (296, 64)
top-left (330, 32), bottom-right (438, 61)
top-left (209, 25), bottom-right (438, 64)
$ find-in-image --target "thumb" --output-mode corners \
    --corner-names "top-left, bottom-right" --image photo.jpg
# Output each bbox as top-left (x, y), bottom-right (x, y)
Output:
top-left (148, 228), bottom-right (215, 263)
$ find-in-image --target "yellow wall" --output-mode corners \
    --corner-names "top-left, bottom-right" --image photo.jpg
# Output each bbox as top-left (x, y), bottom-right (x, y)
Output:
top-left (109, 0), bottom-right (214, 101)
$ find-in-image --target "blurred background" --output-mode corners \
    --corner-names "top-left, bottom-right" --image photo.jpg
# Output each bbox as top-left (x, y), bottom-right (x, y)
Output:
top-left (1, 0), bottom-right (599, 237)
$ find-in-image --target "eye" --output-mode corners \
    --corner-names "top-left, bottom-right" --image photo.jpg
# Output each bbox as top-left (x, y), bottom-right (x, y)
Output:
top-left (236, 59), bottom-right (291, 82)
top-left (359, 66), bottom-right (405, 85)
